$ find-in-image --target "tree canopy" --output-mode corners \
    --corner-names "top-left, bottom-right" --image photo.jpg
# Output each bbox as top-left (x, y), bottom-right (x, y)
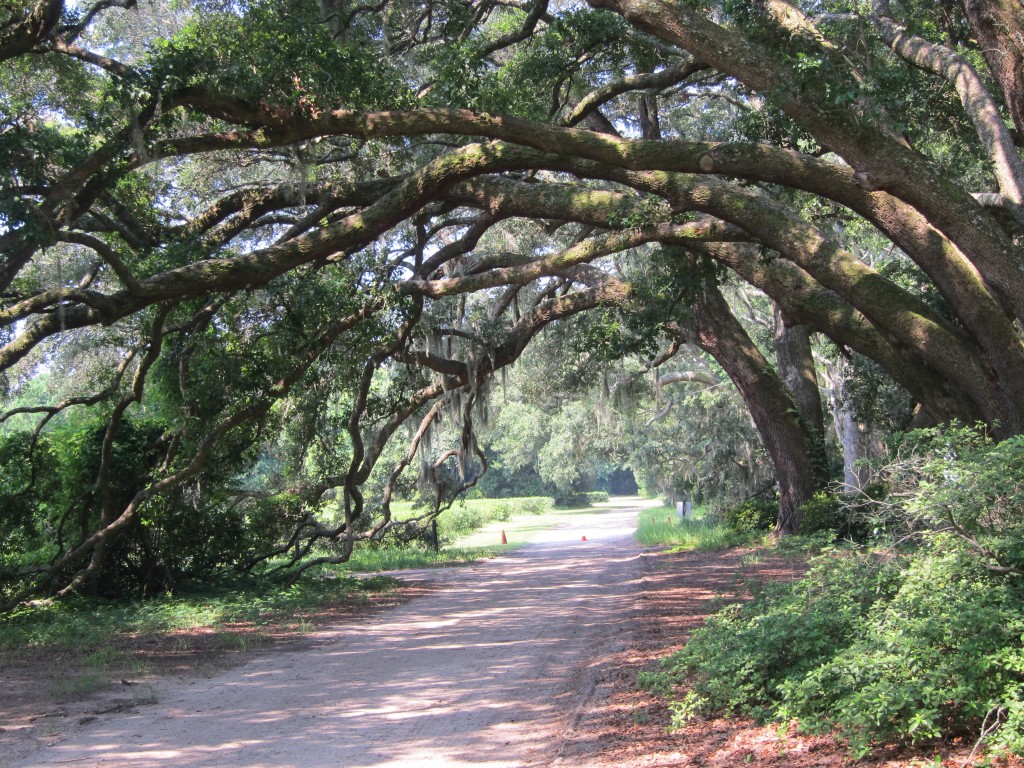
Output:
top-left (3, 0), bottom-right (1024, 602)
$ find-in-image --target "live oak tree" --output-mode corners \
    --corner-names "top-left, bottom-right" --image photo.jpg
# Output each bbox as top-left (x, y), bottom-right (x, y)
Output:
top-left (2, 0), bottom-right (1024, 601)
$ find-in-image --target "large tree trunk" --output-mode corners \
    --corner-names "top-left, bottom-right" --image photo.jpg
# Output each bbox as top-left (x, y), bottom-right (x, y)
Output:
top-left (823, 358), bottom-right (885, 490)
top-left (963, 0), bottom-right (1024, 139)
top-left (0, 0), bottom-right (63, 62)
top-left (690, 279), bottom-right (820, 534)
top-left (772, 306), bottom-right (828, 484)
top-left (679, 238), bottom-right (1024, 434)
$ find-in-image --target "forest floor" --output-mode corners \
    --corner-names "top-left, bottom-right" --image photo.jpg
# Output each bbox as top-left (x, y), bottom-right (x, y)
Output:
top-left (1, 503), bottom-right (1016, 768)
top-left (553, 546), bottom-right (1017, 768)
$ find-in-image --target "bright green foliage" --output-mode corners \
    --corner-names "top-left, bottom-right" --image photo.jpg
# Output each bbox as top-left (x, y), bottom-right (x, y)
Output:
top-left (430, 496), bottom-right (553, 543)
top-left (650, 426), bottom-right (1024, 757)
top-left (338, 544), bottom-right (492, 573)
top-left (659, 547), bottom-right (901, 725)
top-left (629, 367), bottom-right (774, 510)
top-left (659, 540), bottom-right (1024, 756)
top-left (777, 542), bottom-right (1024, 754)
top-left (898, 428), bottom-right (1024, 572)
top-left (148, 0), bottom-right (413, 111)
top-left (634, 505), bottom-right (750, 550)
top-left (477, 345), bottom-right (643, 499)
top-left (724, 496), bottom-right (778, 533)
top-left (0, 571), bottom-right (396, 654)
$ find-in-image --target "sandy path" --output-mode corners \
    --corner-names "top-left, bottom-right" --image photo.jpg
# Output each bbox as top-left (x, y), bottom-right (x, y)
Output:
top-left (8, 505), bottom-right (645, 768)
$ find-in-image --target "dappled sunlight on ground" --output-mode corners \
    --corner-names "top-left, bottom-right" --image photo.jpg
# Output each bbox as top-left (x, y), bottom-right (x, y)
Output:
top-left (550, 546), bottom-right (1006, 768)
top-left (4, 505), bottom-right (1009, 768)
top-left (8, 506), bottom-right (643, 768)
top-left (456, 496), bottom-right (661, 549)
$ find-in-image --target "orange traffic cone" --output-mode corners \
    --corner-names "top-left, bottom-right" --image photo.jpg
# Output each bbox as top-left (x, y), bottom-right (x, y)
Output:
top-left (581, 535), bottom-right (587, 542)
top-left (501, 530), bottom-right (507, 544)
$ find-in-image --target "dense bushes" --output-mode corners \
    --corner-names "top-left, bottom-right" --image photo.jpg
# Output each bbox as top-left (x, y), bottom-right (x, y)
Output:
top-left (794, 490), bottom-right (876, 540)
top-left (474, 466), bottom-right (549, 499)
top-left (655, 538), bottom-right (1024, 757)
top-left (724, 496), bottom-right (778, 533)
top-left (780, 542), bottom-right (1024, 754)
top-left (793, 492), bottom-right (843, 535)
top-left (495, 496), bottom-right (554, 518)
top-left (646, 426), bottom-right (1024, 758)
top-left (0, 400), bottom-right (565, 598)
top-left (0, 418), bottom-right (305, 598)
top-left (554, 490), bottom-right (609, 508)
top-left (0, 418), bottom-right (169, 594)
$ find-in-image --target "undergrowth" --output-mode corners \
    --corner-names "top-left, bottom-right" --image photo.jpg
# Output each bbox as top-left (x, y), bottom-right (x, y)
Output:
top-left (641, 426), bottom-right (1024, 760)
top-left (0, 496), bottom-right (565, 659)
top-left (340, 544), bottom-right (491, 572)
top-left (390, 496), bottom-right (554, 544)
top-left (635, 505), bottom-right (758, 550)
top-left (0, 572), bottom-right (396, 656)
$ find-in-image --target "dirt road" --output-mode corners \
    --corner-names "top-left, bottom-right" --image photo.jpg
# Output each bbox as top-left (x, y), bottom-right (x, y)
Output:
top-left (7, 505), bottom-right (646, 768)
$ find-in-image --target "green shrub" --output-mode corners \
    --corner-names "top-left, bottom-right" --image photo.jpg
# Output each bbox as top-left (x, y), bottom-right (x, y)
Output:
top-left (777, 541), bottom-right (1024, 754)
top-left (434, 496), bottom-right (554, 542)
top-left (491, 502), bottom-right (515, 522)
top-left (435, 504), bottom-right (487, 542)
top-left (724, 496), bottom-right (778, 533)
top-left (486, 497), bottom-right (555, 520)
top-left (650, 426), bottom-right (1024, 759)
top-left (796, 490), bottom-right (880, 540)
top-left (0, 414), bottom-right (318, 599)
top-left (554, 490), bottom-right (609, 507)
top-left (515, 496), bottom-right (555, 515)
top-left (662, 546), bottom-right (902, 722)
top-left (659, 538), bottom-right (1024, 755)
top-left (795, 492), bottom-right (843, 535)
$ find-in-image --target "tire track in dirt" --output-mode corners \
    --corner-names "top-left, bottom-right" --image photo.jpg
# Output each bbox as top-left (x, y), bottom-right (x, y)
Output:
top-left (7, 505), bottom-right (648, 768)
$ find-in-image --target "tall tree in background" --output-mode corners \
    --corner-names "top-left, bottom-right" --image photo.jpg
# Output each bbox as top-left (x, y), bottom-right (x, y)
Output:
top-left (2, 0), bottom-right (1023, 601)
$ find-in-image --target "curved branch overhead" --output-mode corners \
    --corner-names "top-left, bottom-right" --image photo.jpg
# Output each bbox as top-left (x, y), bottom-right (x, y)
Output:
top-left (2, 0), bottom-right (1024, 598)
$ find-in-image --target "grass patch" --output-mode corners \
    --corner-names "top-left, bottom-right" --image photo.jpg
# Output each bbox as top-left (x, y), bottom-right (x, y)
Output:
top-left (453, 502), bottom-right (612, 548)
top-left (329, 497), bottom-right (568, 572)
top-left (391, 496), bottom-right (556, 541)
top-left (635, 505), bottom-right (758, 550)
top-left (213, 631), bottom-right (265, 652)
top-left (82, 645), bottom-right (122, 667)
top-left (338, 544), bottom-right (494, 573)
top-left (0, 572), bottom-right (397, 662)
top-left (1, 496), bottom-right (638, 693)
top-left (374, 495), bottom-right (577, 553)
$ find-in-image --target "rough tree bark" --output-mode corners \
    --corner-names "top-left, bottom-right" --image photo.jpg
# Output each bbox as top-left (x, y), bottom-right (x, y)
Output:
top-left (823, 358), bottom-right (885, 490)
top-left (0, 0), bottom-right (63, 62)
top-left (772, 307), bottom-right (828, 486)
top-left (689, 277), bottom-right (820, 534)
top-left (963, 0), bottom-right (1024, 139)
